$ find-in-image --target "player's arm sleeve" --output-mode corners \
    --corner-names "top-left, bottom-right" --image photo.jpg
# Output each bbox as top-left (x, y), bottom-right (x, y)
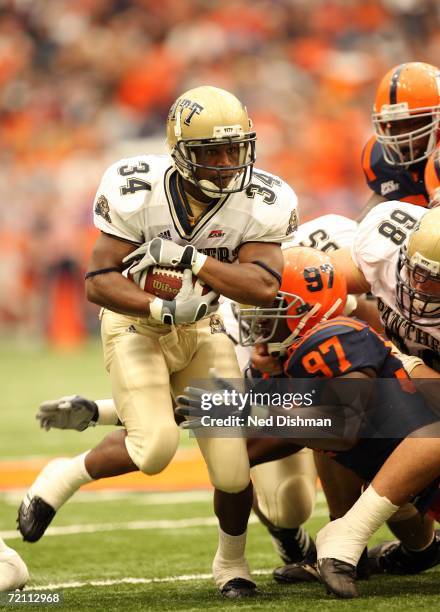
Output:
top-left (92, 160), bottom-right (145, 244)
top-left (242, 181), bottom-right (299, 245)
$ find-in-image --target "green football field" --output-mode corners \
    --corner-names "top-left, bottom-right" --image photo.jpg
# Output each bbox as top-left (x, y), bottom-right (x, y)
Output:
top-left (1, 340), bottom-right (439, 610)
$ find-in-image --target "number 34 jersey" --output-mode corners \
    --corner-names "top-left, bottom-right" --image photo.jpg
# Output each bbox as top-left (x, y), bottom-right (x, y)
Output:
top-left (351, 201), bottom-right (440, 369)
top-left (92, 154), bottom-right (298, 262)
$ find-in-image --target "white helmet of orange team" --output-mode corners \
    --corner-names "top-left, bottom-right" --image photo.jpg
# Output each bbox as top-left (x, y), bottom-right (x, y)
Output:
top-left (372, 62), bottom-right (440, 166)
top-left (166, 85), bottom-right (256, 197)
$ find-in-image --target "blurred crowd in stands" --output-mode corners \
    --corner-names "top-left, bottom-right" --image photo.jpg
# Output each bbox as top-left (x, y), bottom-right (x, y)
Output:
top-left (0, 0), bottom-right (439, 344)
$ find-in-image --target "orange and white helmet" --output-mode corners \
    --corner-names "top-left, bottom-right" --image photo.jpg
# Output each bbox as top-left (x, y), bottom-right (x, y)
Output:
top-left (425, 147), bottom-right (440, 208)
top-left (372, 62), bottom-right (440, 166)
top-left (238, 247), bottom-right (347, 355)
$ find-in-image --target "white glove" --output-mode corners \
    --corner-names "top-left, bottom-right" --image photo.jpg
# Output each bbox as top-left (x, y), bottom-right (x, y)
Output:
top-left (398, 354), bottom-right (425, 376)
top-left (123, 237), bottom-right (207, 276)
top-left (150, 269), bottom-right (219, 325)
top-left (36, 395), bottom-right (98, 431)
top-left (388, 342), bottom-right (425, 375)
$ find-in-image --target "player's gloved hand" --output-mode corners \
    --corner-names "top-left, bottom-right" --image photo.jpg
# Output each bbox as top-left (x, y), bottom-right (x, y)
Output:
top-left (149, 269), bottom-right (219, 325)
top-left (387, 342), bottom-right (425, 376)
top-left (123, 237), bottom-right (207, 275)
top-left (36, 395), bottom-right (98, 432)
top-left (175, 371), bottom-right (255, 429)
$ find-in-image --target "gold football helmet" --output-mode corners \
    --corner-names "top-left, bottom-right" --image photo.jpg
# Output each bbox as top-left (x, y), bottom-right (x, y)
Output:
top-left (396, 207), bottom-right (440, 325)
top-left (166, 86), bottom-right (256, 197)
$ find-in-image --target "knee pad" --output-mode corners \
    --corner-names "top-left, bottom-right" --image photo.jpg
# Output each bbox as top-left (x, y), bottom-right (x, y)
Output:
top-left (125, 423), bottom-right (180, 475)
top-left (209, 467), bottom-right (250, 494)
top-left (252, 451), bottom-right (317, 528)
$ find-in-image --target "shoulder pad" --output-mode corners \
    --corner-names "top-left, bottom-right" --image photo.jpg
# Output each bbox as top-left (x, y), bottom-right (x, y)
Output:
top-left (285, 317), bottom-right (389, 378)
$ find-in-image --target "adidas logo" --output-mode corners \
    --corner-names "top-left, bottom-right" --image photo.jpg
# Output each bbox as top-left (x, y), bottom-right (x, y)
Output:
top-left (157, 230), bottom-right (172, 240)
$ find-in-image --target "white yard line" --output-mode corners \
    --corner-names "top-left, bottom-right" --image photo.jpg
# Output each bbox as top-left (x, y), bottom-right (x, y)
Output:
top-left (29, 569), bottom-right (273, 591)
top-left (1, 505), bottom-right (328, 541)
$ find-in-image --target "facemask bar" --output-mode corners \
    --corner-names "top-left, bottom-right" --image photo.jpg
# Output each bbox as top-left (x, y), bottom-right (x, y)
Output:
top-left (172, 134), bottom-right (256, 196)
top-left (372, 107), bottom-right (440, 166)
top-left (237, 291), bottom-right (311, 348)
top-left (396, 248), bottom-right (440, 326)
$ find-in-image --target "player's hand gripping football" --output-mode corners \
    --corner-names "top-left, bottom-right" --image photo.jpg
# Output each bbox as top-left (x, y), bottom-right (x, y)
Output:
top-left (149, 269), bottom-right (219, 325)
top-left (175, 372), bottom-right (251, 429)
top-left (123, 237), bottom-right (207, 275)
top-left (36, 395), bottom-right (98, 432)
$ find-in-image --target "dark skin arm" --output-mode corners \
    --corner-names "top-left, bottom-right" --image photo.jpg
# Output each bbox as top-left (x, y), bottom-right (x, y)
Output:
top-left (87, 234), bottom-right (283, 315)
top-left (356, 191), bottom-right (386, 222)
top-left (86, 233), bottom-right (156, 316)
top-left (197, 241), bottom-right (283, 306)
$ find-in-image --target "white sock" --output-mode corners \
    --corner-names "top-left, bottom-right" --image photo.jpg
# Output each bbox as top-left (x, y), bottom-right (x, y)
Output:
top-left (317, 485), bottom-right (399, 566)
top-left (95, 399), bottom-right (120, 425)
top-left (212, 528), bottom-right (252, 588)
top-left (26, 451), bottom-right (93, 510)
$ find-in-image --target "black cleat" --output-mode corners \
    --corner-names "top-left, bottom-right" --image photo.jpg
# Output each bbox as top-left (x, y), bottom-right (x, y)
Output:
top-left (17, 495), bottom-right (56, 542)
top-left (220, 578), bottom-right (257, 599)
top-left (268, 525), bottom-right (316, 564)
top-left (317, 558), bottom-right (358, 599)
top-left (274, 545), bottom-right (369, 585)
top-left (368, 532), bottom-right (440, 575)
top-left (273, 560), bottom-right (319, 584)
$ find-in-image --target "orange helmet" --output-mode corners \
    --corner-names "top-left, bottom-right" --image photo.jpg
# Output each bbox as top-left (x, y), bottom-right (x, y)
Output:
top-left (238, 247), bottom-right (347, 355)
top-left (372, 62), bottom-right (440, 166)
top-left (425, 147), bottom-right (440, 208)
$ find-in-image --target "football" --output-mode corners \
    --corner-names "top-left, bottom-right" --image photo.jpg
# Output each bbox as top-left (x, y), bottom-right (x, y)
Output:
top-left (129, 265), bottom-right (213, 301)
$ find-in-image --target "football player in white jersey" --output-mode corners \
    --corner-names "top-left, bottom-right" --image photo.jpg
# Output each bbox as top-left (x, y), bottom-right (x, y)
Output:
top-left (314, 203), bottom-right (440, 597)
top-left (0, 537), bottom-right (29, 591)
top-left (28, 215), bottom-right (360, 573)
top-left (18, 86), bottom-right (298, 599)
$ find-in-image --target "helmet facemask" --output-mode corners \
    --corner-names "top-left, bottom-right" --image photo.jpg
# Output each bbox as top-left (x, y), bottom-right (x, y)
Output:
top-left (396, 246), bottom-right (440, 326)
top-left (372, 105), bottom-right (440, 166)
top-left (238, 290), bottom-right (342, 356)
top-left (172, 131), bottom-right (256, 198)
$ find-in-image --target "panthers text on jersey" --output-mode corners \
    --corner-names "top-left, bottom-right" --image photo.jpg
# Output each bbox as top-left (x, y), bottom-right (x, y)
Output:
top-left (92, 154), bottom-right (298, 264)
top-left (362, 136), bottom-right (429, 207)
top-left (282, 316), bottom-right (437, 481)
top-left (351, 201), bottom-right (440, 370)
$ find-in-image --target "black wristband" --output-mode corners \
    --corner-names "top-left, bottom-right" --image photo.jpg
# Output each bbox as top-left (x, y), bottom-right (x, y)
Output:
top-left (251, 260), bottom-right (282, 285)
top-left (85, 267), bottom-right (121, 280)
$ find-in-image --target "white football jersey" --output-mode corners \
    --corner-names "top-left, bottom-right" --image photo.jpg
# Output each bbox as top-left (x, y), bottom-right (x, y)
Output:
top-left (352, 201), bottom-right (440, 369)
top-left (284, 214), bottom-right (357, 251)
top-left (92, 154), bottom-right (298, 263)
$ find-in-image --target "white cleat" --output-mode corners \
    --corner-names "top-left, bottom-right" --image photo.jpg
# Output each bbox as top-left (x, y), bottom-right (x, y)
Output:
top-left (0, 548), bottom-right (29, 591)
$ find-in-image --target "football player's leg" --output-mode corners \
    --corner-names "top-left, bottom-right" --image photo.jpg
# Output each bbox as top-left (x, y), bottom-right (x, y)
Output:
top-left (316, 434), bottom-right (440, 598)
top-left (171, 320), bottom-right (254, 598)
top-left (18, 430), bottom-right (139, 542)
top-left (0, 537), bottom-right (29, 591)
top-left (252, 449), bottom-right (317, 565)
top-left (273, 452), bottom-right (368, 585)
top-left (104, 310), bottom-right (180, 475)
top-left (369, 504), bottom-right (440, 575)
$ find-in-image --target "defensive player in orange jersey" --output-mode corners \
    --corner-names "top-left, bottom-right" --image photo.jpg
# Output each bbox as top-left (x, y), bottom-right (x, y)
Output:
top-left (176, 246), bottom-right (440, 599)
top-left (359, 62), bottom-right (440, 220)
